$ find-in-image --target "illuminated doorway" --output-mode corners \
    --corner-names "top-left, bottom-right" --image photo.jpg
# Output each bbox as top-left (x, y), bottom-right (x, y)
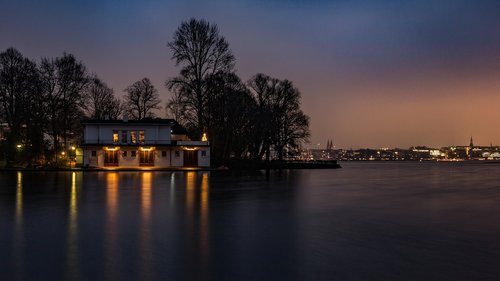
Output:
top-left (183, 150), bottom-right (198, 167)
top-left (139, 149), bottom-right (155, 166)
top-left (104, 150), bottom-right (119, 166)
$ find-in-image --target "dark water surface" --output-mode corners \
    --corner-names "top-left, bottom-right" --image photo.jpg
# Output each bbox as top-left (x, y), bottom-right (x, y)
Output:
top-left (1, 162), bottom-right (500, 281)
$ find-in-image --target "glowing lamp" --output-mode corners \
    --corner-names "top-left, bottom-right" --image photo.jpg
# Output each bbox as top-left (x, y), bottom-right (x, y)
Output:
top-left (202, 133), bottom-right (208, 142)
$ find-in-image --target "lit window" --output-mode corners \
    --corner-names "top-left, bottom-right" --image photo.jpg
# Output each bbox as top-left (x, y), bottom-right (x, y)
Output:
top-left (139, 131), bottom-right (145, 143)
top-left (130, 131), bottom-right (137, 144)
top-left (121, 131), bottom-right (127, 143)
top-left (112, 131), bottom-right (119, 143)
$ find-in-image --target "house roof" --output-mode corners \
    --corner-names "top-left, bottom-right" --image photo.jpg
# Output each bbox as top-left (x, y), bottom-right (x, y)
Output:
top-left (81, 118), bottom-right (176, 125)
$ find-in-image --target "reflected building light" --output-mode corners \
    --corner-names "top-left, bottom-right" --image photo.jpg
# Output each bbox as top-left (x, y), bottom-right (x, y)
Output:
top-left (16, 172), bottom-right (23, 220)
top-left (200, 172), bottom-right (210, 272)
top-left (105, 172), bottom-right (119, 280)
top-left (106, 173), bottom-right (119, 220)
top-left (201, 172), bottom-right (209, 211)
top-left (66, 172), bottom-right (80, 279)
top-left (186, 172), bottom-right (196, 216)
top-left (170, 173), bottom-right (176, 206)
top-left (14, 172), bottom-right (24, 279)
top-left (141, 172), bottom-right (152, 220)
top-left (139, 172), bottom-right (153, 280)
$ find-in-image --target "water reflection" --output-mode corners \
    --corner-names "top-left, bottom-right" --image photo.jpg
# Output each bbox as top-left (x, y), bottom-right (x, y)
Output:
top-left (13, 172), bottom-right (24, 279)
top-left (107, 173), bottom-right (119, 219)
top-left (16, 172), bottom-right (23, 221)
top-left (184, 171), bottom-right (211, 280)
top-left (66, 172), bottom-right (80, 280)
top-left (200, 172), bottom-right (210, 261)
top-left (140, 172), bottom-right (153, 280)
top-left (105, 172), bottom-right (119, 281)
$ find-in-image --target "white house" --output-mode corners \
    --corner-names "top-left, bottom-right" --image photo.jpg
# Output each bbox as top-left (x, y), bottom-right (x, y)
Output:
top-left (81, 118), bottom-right (210, 168)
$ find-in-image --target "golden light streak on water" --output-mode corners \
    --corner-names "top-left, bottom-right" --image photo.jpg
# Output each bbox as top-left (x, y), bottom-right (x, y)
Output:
top-left (139, 172), bottom-right (153, 280)
top-left (141, 172), bottom-right (152, 220)
top-left (16, 172), bottom-right (23, 222)
top-left (66, 172), bottom-right (80, 281)
top-left (105, 172), bottom-right (119, 281)
top-left (186, 172), bottom-right (196, 217)
top-left (13, 172), bottom-right (24, 279)
top-left (199, 172), bottom-right (211, 275)
top-left (106, 172), bottom-right (119, 220)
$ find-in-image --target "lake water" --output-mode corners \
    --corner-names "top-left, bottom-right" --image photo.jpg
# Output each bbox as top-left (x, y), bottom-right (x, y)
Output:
top-left (1, 162), bottom-right (500, 281)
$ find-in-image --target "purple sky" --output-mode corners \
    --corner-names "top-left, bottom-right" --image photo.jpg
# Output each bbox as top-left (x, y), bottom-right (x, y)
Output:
top-left (2, 0), bottom-right (500, 148)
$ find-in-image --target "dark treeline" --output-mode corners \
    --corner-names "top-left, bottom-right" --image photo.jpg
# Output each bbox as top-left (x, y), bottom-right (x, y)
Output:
top-left (0, 18), bottom-right (310, 167)
top-left (165, 18), bottom-right (310, 166)
top-left (0, 49), bottom-right (160, 166)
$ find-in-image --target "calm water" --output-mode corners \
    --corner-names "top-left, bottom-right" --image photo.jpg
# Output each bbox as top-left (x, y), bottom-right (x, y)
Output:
top-left (1, 162), bottom-right (500, 281)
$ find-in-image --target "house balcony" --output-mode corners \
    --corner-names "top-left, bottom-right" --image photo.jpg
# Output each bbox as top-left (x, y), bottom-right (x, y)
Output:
top-left (176, 140), bottom-right (210, 147)
top-left (81, 139), bottom-right (172, 146)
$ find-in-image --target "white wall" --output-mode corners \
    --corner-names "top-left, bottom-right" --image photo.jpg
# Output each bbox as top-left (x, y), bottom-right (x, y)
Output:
top-left (118, 148), bottom-right (139, 167)
top-left (198, 148), bottom-right (211, 167)
top-left (155, 149), bottom-right (172, 167)
top-left (171, 148), bottom-right (184, 167)
top-left (84, 124), bottom-right (172, 144)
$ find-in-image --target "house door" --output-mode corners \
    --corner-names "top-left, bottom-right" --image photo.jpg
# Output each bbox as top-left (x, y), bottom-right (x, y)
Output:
top-left (104, 150), bottom-right (119, 166)
top-left (183, 150), bottom-right (198, 167)
top-left (140, 150), bottom-right (155, 166)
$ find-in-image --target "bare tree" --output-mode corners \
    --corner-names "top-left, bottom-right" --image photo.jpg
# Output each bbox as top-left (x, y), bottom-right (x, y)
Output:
top-left (83, 76), bottom-right (123, 119)
top-left (247, 73), bottom-right (310, 161)
top-left (0, 48), bottom-right (45, 161)
top-left (39, 53), bottom-right (89, 152)
top-left (123, 78), bottom-right (161, 120)
top-left (166, 18), bottom-right (235, 138)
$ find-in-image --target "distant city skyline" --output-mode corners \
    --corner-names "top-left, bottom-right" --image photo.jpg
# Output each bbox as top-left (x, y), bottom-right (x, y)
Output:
top-left (2, 0), bottom-right (500, 148)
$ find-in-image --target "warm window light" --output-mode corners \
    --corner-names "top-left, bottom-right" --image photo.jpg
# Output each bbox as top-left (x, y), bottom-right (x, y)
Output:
top-left (71, 146), bottom-right (76, 150)
top-left (201, 133), bottom-right (208, 142)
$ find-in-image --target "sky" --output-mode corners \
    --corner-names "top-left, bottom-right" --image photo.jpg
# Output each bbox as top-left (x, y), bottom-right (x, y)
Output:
top-left (2, 0), bottom-right (500, 149)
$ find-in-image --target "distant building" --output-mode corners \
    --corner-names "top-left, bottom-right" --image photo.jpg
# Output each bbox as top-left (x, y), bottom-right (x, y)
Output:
top-left (81, 118), bottom-right (210, 168)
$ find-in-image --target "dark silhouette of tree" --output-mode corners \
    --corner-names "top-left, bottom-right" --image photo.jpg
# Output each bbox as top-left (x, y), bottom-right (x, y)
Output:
top-left (165, 93), bottom-right (192, 129)
top-left (166, 18), bottom-right (235, 138)
top-left (0, 48), bottom-right (45, 162)
top-left (40, 53), bottom-right (89, 152)
top-left (123, 78), bottom-right (161, 120)
top-left (84, 76), bottom-right (123, 119)
top-left (247, 73), bottom-right (278, 161)
top-left (204, 72), bottom-right (256, 164)
top-left (247, 73), bottom-right (310, 161)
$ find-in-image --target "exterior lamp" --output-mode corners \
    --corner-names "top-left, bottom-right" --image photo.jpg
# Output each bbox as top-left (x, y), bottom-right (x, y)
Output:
top-left (71, 146), bottom-right (76, 151)
top-left (61, 151), bottom-right (66, 156)
top-left (16, 144), bottom-right (22, 149)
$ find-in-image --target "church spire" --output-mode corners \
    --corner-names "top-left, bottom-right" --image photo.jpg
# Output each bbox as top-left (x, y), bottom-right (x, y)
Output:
top-left (469, 136), bottom-right (474, 147)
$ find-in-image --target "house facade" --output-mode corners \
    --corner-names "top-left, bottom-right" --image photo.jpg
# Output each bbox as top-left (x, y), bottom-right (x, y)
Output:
top-left (81, 119), bottom-right (210, 168)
